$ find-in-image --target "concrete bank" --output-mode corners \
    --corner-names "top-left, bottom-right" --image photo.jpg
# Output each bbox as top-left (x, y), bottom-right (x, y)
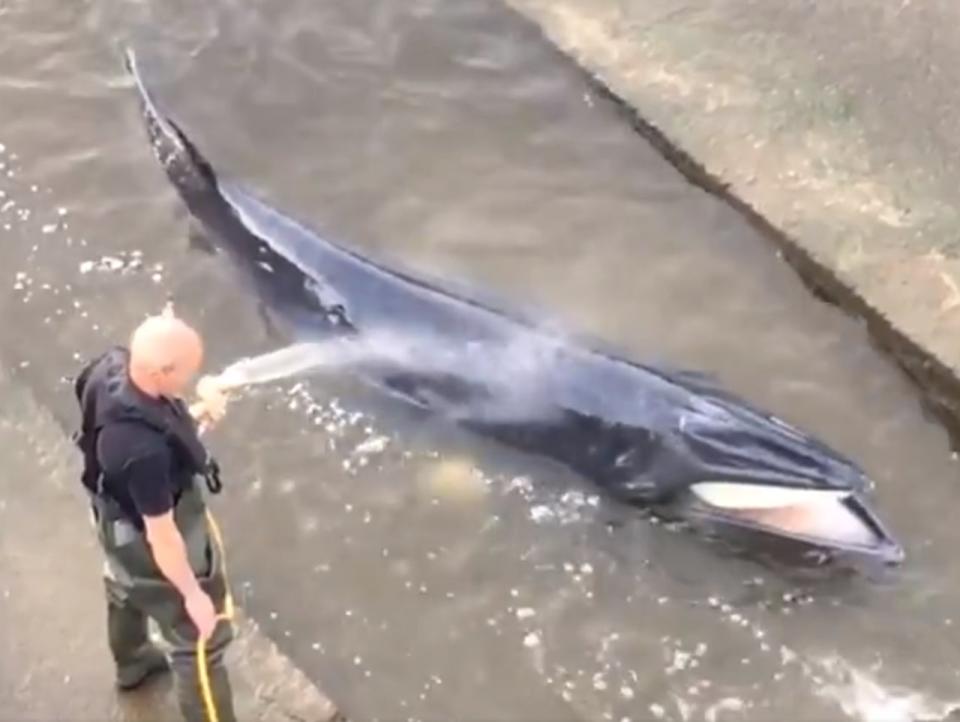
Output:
top-left (0, 365), bottom-right (342, 722)
top-left (503, 0), bottom-right (960, 437)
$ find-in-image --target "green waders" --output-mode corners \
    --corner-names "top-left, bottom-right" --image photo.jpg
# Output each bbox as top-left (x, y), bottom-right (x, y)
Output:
top-left (91, 477), bottom-right (237, 722)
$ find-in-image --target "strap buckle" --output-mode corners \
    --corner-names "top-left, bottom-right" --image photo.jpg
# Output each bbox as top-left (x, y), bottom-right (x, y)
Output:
top-left (204, 458), bottom-right (223, 495)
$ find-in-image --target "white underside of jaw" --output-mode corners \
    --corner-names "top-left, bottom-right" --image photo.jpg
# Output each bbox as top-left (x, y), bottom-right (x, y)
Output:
top-left (690, 482), bottom-right (878, 547)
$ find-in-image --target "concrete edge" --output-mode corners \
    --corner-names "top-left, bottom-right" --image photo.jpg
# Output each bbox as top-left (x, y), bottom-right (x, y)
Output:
top-left (501, 1), bottom-right (960, 448)
top-left (576, 73), bottom-right (960, 442)
top-left (230, 612), bottom-right (345, 722)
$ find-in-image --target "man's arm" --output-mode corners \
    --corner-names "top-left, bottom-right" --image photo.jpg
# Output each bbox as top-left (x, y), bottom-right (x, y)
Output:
top-left (143, 511), bottom-right (217, 640)
top-left (142, 511), bottom-right (205, 599)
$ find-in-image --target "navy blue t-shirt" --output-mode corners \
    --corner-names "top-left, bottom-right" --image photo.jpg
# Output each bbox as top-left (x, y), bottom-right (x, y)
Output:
top-left (96, 399), bottom-right (194, 529)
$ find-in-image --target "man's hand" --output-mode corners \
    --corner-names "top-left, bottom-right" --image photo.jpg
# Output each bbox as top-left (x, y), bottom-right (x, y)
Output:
top-left (190, 375), bottom-right (229, 432)
top-left (185, 588), bottom-right (218, 641)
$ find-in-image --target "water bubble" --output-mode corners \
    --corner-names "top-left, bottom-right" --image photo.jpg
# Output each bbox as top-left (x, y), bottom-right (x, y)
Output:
top-left (354, 436), bottom-right (389, 455)
top-left (529, 505), bottom-right (553, 523)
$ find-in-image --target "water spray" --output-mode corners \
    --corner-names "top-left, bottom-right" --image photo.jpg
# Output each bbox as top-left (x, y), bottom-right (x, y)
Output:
top-left (212, 341), bottom-right (352, 391)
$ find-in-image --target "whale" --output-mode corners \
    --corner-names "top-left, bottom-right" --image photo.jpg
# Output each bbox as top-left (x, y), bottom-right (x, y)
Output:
top-left (124, 48), bottom-right (904, 567)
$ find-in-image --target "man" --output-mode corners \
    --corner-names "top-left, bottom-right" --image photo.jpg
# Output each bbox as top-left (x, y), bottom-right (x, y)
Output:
top-left (72, 308), bottom-right (236, 722)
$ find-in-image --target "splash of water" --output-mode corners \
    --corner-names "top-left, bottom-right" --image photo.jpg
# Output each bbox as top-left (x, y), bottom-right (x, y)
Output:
top-left (216, 327), bottom-right (464, 390)
top-left (216, 338), bottom-right (368, 389)
top-left (213, 326), bottom-right (567, 415)
top-left (813, 656), bottom-right (960, 722)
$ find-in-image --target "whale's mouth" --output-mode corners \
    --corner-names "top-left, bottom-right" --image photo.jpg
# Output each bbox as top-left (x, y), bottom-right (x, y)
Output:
top-left (684, 482), bottom-right (903, 564)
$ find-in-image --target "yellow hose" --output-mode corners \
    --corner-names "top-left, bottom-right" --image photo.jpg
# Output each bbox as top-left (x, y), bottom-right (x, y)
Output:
top-left (197, 509), bottom-right (234, 722)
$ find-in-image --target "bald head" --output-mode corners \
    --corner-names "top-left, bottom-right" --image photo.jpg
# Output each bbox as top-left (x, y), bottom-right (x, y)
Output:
top-left (128, 313), bottom-right (204, 398)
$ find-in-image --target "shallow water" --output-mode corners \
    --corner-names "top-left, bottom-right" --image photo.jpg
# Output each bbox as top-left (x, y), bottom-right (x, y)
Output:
top-left (1, 0), bottom-right (959, 720)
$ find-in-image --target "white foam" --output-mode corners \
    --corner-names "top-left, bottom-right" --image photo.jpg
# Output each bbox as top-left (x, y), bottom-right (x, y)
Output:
top-left (814, 656), bottom-right (960, 722)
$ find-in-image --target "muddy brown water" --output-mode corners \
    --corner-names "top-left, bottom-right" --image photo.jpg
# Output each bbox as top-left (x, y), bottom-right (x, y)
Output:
top-left (1, 1), bottom-right (959, 720)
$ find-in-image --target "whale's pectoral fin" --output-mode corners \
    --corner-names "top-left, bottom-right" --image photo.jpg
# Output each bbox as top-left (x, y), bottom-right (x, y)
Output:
top-left (379, 372), bottom-right (485, 414)
top-left (257, 302), bottom-right (284, 342)
top-left (187, 218), bottom-right (217, 255)
top-left (378, 376), bottom-right (433, 410)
